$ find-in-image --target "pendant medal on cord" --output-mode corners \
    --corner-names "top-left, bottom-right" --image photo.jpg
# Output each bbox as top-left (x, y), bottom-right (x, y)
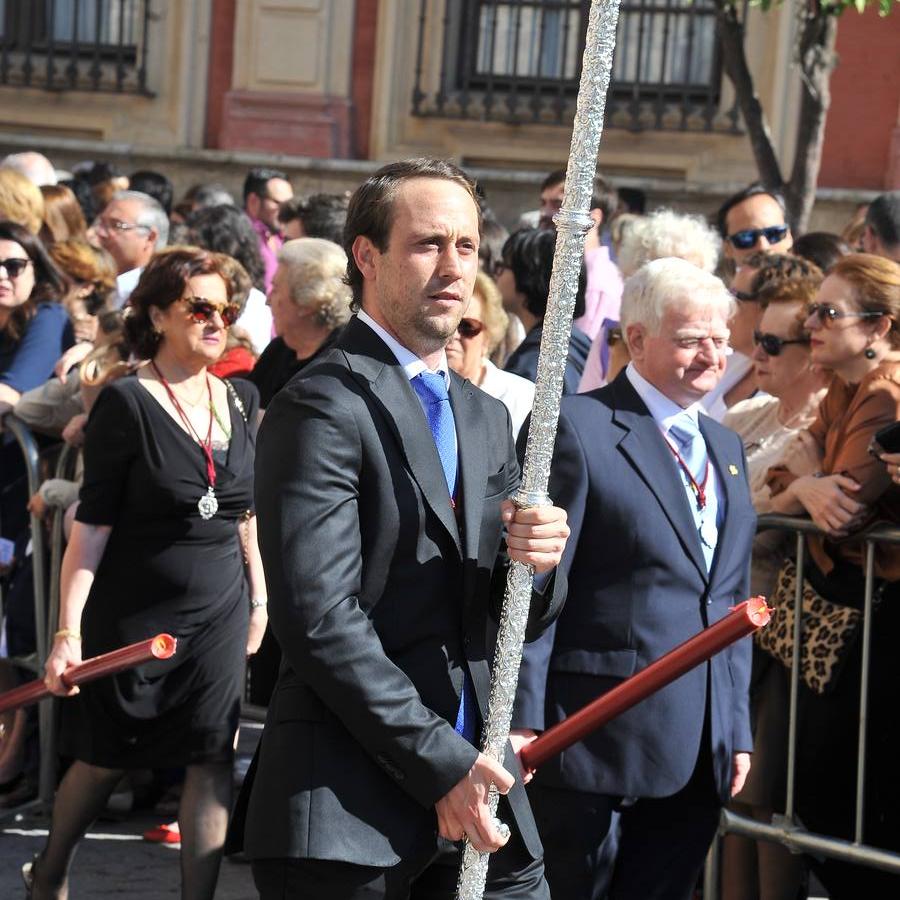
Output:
top-left (666, 437), bottom-right (714, 548)
top-left (152, 362), bottom-right (219, 520)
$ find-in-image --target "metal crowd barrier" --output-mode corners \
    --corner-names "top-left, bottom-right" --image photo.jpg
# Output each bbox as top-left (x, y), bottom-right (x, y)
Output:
top-left (704, 513), bottom-right (900, 896)
top-left (0, 418), bottom-right (78, 816)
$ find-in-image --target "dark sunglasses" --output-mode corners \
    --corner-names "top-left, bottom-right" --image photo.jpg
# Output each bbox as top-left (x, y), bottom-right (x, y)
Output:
top-left (805, 303), bottom-right (885, 327)
top-left (726, 225), bottom-right (789, 250)
top-left (183, 297), bottom-right (241, 328)
top-left (457, 317), bottom-right (485, 339)
top-left (752, 330), bottom-right (810, 356)
top-left (0, 257), bottom-right (32, 278)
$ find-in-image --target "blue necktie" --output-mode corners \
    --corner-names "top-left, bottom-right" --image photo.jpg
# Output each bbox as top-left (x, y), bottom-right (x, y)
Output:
top-left (669, 414), bottom-right (718, 571)
top-left (411, 372), bottom-right (477, 742)
top-left (412, 371), bottom-right (457, 499)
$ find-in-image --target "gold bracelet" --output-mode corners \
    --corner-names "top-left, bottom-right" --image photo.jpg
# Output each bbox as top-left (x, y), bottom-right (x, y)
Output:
top-left (54, 628), bottom-right (82, 642)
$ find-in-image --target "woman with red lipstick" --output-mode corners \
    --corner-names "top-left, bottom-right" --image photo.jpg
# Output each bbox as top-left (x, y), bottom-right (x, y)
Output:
top-left (764, 253), bottom-right (900, 898)
top-left (29, 247), bottom-right (266, 900)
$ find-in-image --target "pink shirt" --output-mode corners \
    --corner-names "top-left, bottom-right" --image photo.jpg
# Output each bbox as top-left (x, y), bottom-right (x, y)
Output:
top-left (573, 245), bottom-right (623, 340)
top-left (249, 214), bottom-right (284, 294)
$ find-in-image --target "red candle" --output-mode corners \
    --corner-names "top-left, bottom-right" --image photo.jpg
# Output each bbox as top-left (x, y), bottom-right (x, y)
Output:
top-left (0, 634), bottom-right (177, 715)
top-left (519, 598), bottom-right (771, 774)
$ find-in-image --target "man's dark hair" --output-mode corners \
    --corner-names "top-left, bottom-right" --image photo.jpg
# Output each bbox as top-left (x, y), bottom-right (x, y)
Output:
top-left (540, 168), bottom-right (618, 222)
top-left (715, 183), bottom-right (787, 238)
top-left (278, 192), bottom-right (349, 245)
top-left (242, 167), bottom-right (289, 204)
top-left (60, 176), bottom-right (96, 223)
top-left (478, 207), bottom-right (509, 276)
top-left (343, 158), bottom-right (482, 311)
top-left (791, 231), bottom-right (849, 274)
top-left (617, 186), bottom-right (646, 215)
top-left (865, 191), bottom-right (900, 250)
top-left (502, 227), bottom-right (586, 320)
top-left (540, 168), bottom-right (567, 194)
top-left (129, 170), bottom-right (174, 216)
top-left (185, 204), bottom-right (266, 292)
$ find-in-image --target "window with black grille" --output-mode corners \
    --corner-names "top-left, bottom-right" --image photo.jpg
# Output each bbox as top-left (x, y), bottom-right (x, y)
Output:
top-left (412, 0), bottom-right (739, 133)
top-left (0, 0), bottom-right (150, 94)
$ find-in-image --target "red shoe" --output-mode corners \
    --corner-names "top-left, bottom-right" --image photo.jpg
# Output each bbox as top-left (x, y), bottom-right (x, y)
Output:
top-left (142, 821), bottom-right (180, 843)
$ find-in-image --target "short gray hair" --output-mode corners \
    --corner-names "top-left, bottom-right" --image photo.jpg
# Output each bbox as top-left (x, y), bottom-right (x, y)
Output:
top-left (617, 209), bottom-right (721, 278)
top-left (620, 257), bottom-right (735, 342)
top-left (111, 190), bottom-right (169, 249)
top-left (277, 237), bottom-right (352, 330)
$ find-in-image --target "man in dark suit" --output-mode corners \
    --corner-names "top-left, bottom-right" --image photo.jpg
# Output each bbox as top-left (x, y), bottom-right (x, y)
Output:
top-left (512, 257), bottom-right (757, 900)
top-left (233, 158), bottom-right (570, 898)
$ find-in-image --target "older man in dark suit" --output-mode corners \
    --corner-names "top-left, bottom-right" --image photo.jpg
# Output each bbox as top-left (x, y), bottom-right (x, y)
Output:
top-left (233, 158), bottom-right (570, 899)
top-left (512, 257), bottom-right (757, 900)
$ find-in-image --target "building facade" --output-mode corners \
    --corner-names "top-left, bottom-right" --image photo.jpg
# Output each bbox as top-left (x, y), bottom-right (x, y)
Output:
top-left (0, 0), bottom-right (896, 228)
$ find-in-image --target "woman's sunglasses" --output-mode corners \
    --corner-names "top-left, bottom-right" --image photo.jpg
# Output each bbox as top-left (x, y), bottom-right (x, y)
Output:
top-left (752, 330), bottom-right (810, 356)
top-left (183, 297), bottom-right (241, 328)
top-left (805, 303), bottom-right (884, 328)
top-left (726, 225), bottom-right (789, 250)
top-left (457, 317), bottom-right (485, 339)
top-left (0, 258), bottom-right (32, 278)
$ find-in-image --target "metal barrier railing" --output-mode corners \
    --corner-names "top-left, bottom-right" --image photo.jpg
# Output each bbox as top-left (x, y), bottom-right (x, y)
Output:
top-left (704, 514), bottom-right (900, 896)
top-left (0, 415), bottom-right (56, 813)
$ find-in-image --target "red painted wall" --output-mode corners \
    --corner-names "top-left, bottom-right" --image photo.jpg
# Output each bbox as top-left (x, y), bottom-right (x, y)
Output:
top-left (818, 6), bottom-right (900, 190)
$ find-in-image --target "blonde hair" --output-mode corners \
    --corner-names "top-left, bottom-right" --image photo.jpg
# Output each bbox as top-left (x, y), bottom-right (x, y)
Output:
top-left (278, 237), bottom-right (352, 330)
top-left (0, 167), bottom-right (45, 234)
top-left (472, 270), bottom-right (509, 353)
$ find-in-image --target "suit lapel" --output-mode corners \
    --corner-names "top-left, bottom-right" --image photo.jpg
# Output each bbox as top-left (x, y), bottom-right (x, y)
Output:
top-left (701, 416), bottom-right (739, 584)
top-left (610, 375), bottom-right (709, 582)
top-left (450, 374), bottom-right (488, 563)
top-left (341, 318), bottom-right (462, 556)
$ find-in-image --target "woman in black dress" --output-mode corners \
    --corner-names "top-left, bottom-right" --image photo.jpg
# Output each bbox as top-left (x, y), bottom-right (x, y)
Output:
top-left (31, 247), bottom-right (268, 900)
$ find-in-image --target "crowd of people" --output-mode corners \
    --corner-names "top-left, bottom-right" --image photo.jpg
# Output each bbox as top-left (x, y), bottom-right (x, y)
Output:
top-left (0, 147), bottom-right (898, 899)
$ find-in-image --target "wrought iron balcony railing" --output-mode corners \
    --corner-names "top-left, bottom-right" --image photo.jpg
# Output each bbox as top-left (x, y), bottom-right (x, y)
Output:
top-left (412, 0), bottom-right (743, 134)
top-left (0, 0), bottom-right (152, 94)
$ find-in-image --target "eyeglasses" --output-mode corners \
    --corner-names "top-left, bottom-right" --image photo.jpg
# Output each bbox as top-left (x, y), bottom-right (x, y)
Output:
top-left (606, 326), bottom-right (623, 347)
top-left (457, 317), bottom-right (485, 339)
top-left (0, 257), bottom-right (32, 278)
top-left (726, 225), bottom-right (789, 250)
top-left (753, 330), bottom-right (810, 356)
top-left (805, 303), bottom-right (885, 328)
top-left (183, 297), bottom-right (241, 328)
top-left (94, 218), bottom-right (151, 236)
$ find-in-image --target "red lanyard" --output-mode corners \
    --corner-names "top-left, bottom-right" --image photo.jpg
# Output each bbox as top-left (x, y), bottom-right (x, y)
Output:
top-left (151, 362), bottom-right (216, 490)
top-left (665, 439), bottom-right (709, 510)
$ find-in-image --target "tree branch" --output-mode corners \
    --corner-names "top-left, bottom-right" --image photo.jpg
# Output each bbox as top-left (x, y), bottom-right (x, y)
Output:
top-left (784, 4), bottom-right (839, 233)
top-left (712, 0), bottom-right (784, 191)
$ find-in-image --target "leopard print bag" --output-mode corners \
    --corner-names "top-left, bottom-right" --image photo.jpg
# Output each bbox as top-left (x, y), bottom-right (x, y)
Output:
top-left (755, 558), bottom-right (863, 695)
